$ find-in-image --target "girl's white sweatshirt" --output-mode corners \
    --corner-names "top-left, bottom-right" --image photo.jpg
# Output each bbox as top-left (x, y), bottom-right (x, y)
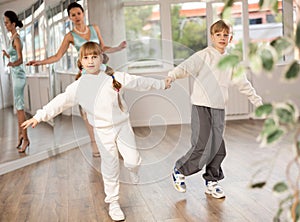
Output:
top-left (168, 46), bottom-right (263, 109)
top-left (33, 71), bottom-right (165, 128)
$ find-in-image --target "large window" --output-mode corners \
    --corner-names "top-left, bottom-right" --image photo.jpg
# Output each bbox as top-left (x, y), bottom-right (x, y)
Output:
top-left (123, 0), bottom-right (289, 71)
top-left (171, 2), bottom-right (207, 65)
top-left (124, 4), bottom-right (163, 71)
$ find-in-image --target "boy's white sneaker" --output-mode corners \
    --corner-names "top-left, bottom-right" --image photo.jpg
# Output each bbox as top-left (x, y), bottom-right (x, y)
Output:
top-left (109, 201), bottom-right (125, 221)
top-left (205, 181), bottom-right (225, 199)
top-left (172, 167), bottom-right (186, 193)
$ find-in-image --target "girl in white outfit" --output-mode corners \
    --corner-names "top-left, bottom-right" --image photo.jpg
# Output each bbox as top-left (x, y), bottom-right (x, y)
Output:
top-left (22, 41), bottom-right (171, 221)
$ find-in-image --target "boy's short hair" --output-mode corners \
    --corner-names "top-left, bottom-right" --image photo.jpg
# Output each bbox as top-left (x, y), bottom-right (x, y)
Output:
top-left (210, 20), bottom-right (232, 35)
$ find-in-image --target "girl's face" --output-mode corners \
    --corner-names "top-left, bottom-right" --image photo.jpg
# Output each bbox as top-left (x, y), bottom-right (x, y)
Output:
top-left (3, 16), bottom-right (14, 32)
top-left (211, 29), bottom-right (232, 53)
top-left (68, 7), bottom-right (84, 25)
top-left (81, 54), bottom-right (102, 74)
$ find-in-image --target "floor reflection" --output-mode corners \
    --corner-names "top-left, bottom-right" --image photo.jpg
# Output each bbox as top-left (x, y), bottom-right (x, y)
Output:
top-left (0, 107), bottom-right (88, 164)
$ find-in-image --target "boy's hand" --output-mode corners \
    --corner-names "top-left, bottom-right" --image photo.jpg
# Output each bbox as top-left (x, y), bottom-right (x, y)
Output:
top-left (21, 118), bottom-right (39, 129)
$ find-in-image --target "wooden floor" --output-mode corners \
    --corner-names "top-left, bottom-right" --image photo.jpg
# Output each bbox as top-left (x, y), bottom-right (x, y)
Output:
top-left (0, 117), bottom-right (296, 222)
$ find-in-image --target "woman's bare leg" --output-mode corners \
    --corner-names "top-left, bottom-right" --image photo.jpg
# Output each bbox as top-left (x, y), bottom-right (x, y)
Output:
top-left (17, 110), bottom-right (30, 152)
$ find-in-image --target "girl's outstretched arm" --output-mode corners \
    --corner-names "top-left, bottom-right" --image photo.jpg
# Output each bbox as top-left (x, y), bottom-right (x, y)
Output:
top-left (21, 118), bottom-right (38, 129)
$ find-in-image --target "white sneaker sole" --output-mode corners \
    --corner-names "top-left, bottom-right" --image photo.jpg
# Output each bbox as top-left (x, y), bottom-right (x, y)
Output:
top-left (205, 189), bottom-right (225, 199)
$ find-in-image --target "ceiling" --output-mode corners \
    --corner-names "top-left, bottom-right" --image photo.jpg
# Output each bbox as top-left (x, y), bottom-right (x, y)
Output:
top-left (0, 0), bottom-right (61, 15)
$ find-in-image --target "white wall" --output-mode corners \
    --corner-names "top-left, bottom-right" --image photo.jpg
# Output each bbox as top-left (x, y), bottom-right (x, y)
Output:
top-left (252, 63), bottom-right (300, 108)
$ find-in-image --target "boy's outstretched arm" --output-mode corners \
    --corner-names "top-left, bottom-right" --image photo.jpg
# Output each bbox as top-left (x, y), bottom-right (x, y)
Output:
top-left (22, 118), bottom-right (39, 129)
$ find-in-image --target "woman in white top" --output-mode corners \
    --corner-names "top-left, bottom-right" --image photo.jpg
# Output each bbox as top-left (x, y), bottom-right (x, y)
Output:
top-left (22, 41), bottom-right (171, 221)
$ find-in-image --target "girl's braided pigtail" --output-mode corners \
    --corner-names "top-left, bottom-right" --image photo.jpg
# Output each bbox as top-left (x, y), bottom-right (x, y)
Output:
top-left (75, 59), bottom-right (83, 80)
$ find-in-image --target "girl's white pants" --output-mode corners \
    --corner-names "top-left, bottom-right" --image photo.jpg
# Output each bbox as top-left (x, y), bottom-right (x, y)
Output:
top-left (94, 120), bottom-right (141, 203)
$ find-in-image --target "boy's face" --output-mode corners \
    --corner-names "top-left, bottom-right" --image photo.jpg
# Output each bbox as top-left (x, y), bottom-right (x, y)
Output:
top-left (211, 29), bottom-right (232, 53)
top-left (81, 54), bottom-right (102, 74)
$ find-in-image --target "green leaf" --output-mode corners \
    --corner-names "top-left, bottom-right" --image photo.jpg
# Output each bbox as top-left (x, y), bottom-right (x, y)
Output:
top-left (276, 108), bottom-right (294, 124)
top-left (217, 54), bottom-right (240, 70)
top-left (249, 54), bottom-right (263, 74)
top-left (221, 7), bottom-right (232, 20)
top-left (285, 61), bottom-right (300, 80)
top-left (232, 65), bottom-right (245, 79)
top-left (273, 182), bottom-right (288, 193)
top-left (223, 0), bottom-right (235, 8)
top-left (255, 103), bottom-right (273, 117)
top-left (260, 48), bottom-right (274, 71)
top-left (248, 42), bottom-right (259, 56)
top-left (274, 208), bottom-right (283, 222)
top-left (251, 181), bottom-right (266, 188)
top-left (295, 21), bottom-right (300, 49)
top-left (297, 141), bottom-right (300, 157)
top-left (258, 0), bottom-right (264, 7)
top-left (266, 128), bottom-right (284, 144)
top-left (261, 118), bottom-right (277, 134)
top-left (270, 37), bottom-right (292, 54)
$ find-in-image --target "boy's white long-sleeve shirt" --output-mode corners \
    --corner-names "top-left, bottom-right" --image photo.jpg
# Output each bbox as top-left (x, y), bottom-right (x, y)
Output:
top-left (168, 46), bottom-right (262, 109)
top-left (34, 71), bottom-right (165, 128)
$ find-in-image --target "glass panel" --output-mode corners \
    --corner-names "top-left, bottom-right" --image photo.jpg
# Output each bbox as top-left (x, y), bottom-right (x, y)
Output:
top-left (171, 2), bottom-right (207, 65)
top-left (25, 25), bottom-right (34, 74)
top-left (124, 4), bottom-right (162, 72)
top-left (34, 20), bottom-right (40, 62)
top-left (53, 21), bottom-right (65, 70)
top-left (65, 20), bottom-right (74, 71)
top-left (248, 0), bottom-right (283, 42)
top-left (38, 15), bottom-right (47, 72)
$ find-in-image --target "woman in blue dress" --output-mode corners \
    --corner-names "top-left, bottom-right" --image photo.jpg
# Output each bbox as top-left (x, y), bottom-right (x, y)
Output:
top-left (26, 2), bottom-right (126, 157)
top-left (2, 10), bottom-right (30, 153)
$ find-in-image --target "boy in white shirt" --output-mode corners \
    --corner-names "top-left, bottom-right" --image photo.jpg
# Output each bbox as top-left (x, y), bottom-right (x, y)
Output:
top-left (167, 20), bottom-right (263, 198)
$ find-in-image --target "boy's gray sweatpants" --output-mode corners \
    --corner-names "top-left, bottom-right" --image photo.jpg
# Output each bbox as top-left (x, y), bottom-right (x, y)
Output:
top-left (175, 105), bottom-right (226, 181)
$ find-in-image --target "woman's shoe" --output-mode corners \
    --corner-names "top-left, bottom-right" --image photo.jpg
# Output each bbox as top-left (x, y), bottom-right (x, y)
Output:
top-left (92, 152), bottom-right (100, 157)
top-left (18, 140), bottom-right (30, 153)
top-left (16, 136), bottom-right (23, 148)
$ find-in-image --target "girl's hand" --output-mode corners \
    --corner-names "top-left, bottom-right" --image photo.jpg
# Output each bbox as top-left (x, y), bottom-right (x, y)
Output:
top-left (7, 62), bottom-right (13, 67)
top-left (21, 118), bottom-right (39, 129)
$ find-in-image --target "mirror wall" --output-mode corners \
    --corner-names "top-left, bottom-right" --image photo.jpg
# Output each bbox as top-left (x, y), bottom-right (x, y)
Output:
top-left (0, 0), bottom-right (90, 172)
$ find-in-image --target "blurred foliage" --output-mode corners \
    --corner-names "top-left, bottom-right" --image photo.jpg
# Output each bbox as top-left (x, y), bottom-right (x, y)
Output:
top-left (220, 1), bottom-right (300, 221)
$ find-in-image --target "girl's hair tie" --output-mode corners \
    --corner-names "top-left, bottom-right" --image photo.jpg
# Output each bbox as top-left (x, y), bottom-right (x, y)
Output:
top-left (111, 75), bottom-right (115, 79)
top-left (100, 63), bottom-right (107, 71)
